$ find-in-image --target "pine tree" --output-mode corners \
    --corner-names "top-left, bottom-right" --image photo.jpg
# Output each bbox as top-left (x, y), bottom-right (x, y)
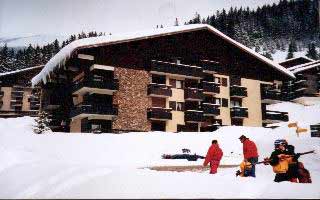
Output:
top-left (286, 42), bottom-right (294, 59)
top-left (262, 51), bottom-right (273, 60)
top-left (33, 111), bottom-right (51, 134)
top-left (174, 18), bottom-right (179, 26)
top-left (306, 43), bottom-right (318, 60)
top-left (53, 39), bottom-right (60, 54)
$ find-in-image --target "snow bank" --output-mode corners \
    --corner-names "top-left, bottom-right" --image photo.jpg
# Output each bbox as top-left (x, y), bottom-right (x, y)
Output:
top-left (0, 102), bottom-right (319, 198)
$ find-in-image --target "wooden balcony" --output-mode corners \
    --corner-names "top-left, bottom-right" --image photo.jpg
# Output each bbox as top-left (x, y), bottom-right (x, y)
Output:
top-left (150, 60), bottom-right (203, 79)
top-left (202, 103), bottom-right (220, 116)
top-left (201, 81), bottom-right (220, 94)
top-left (147, 107), bottom-right (172, 121)
top-left (230, 85), bottom-right (247, 98)
top-left (184, 88), bottom-right (203, 101)
top-left (184, 110), bottom-right (205, 123)
top-left (261, 87), bottom-right (283, 104)
top-left (147, 84), bottom-right (172, 98)
top-left (230, 106), bottom-right (248, 118)
top-left (70, 104), bottom-right (118, 119)
top-left (262, 110), bottom-right (289, 123)
top-left (72, 78), bottom-right (119, 95)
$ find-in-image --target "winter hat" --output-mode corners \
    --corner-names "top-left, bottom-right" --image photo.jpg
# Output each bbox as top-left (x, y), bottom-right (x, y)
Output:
top-left (274, 139), bottom-right (286, 147)
top-left (239, 135), bottom-right (247, 140)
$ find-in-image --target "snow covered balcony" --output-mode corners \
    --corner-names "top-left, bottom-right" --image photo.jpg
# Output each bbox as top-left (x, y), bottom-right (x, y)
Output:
top-left (201, 81), bottom-right (220, 94)
top-left (230, 106), bottom-right (248, 118)
top-left (184, 110), bottom-right (205, 123)
top-left (230, 85), bottom-right (247, 98)
top-left (150, 60), bottom-right (203, 79)
top-left (147, 83), bottom-right (172, 98)
top-left (262, 110), bottom-right (289, 123)
top-left (70, 104), bottom-right (118, 120)
top-left (147, 107), bottom-right (172, 121)
top-left (202, 103), bottom-right (220, 116)
top-left (184, 88), bottom-right (204, 101)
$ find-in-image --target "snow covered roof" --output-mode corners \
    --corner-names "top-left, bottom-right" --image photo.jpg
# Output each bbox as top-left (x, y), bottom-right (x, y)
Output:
top-left (287, 60), bottom-right (320, 74)
top-left (31, 24), bottom-right (295, 86)
top-left (279, 56), bottom-right (315, 65)
top-left (0, 65), bottom-right (44, 77)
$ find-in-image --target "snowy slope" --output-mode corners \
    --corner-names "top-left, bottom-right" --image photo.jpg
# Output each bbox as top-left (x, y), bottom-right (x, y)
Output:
top-left (272, 49), bottom-right (309, 62)
top-left (0, 102), bottom-right (319, 198)
top-left (0, 35), bottom-right (68, 47)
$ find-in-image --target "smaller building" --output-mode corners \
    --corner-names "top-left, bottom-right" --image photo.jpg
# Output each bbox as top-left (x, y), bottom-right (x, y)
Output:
top-left (0, 66), bottom-right (43, 118)
top-left (279, 57), bottom-right (320, 104)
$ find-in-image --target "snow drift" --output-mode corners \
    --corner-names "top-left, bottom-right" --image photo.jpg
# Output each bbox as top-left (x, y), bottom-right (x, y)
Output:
top-left (0, 102), bottom-right (319, 198)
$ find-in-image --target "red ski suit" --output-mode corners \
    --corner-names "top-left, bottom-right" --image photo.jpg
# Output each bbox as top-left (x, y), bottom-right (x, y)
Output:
top-left (242, 139), bottom-right (258, 159)
top-left (203, 144), bottom-right (223, 174)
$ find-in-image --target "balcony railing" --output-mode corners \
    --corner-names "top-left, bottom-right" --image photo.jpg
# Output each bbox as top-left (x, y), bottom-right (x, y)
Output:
top-left (230, 106), bottom-right (248, 118)
top-left (150, 60), bottom-right (203, 78)
top-left (72, 78), bottom-right (119, 94)
top-left (310, 124), bottom-right (320, 137)
top-left (201, 81), bottom-right (220, 94)
top-left (147, 84), bottom-right (172, 98)
top-left (147, 107), bottom-right (172, 121)
top-left (202, 103), bottom-right (220, 116)
top-left (184, 88), bottom-right (203, 101)
top-left (70, 104), bottom-right (118, 118)
top-left (185, 110), bottom-right (205, 122)
top-left (201, 64), bottom-right (221, 73)
top-left (230, 85), bottom-right (247, 98)
top-left (262, 110), bottom-right (289, 122)
top-left (261, 87), bottom-right (283, 102)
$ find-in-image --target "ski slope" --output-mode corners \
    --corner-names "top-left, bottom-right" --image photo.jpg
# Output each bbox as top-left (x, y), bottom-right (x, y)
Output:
top-left (0, 102), bottom-right (319, 198)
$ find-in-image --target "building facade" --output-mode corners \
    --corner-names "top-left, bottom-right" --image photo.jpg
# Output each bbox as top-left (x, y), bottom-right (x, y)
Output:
top-left (279, 57), bottom-right (320, 104)
top-left (32, 25), bottom-right (293, 133)
top-left (0, 66), bottom-right (43, 118)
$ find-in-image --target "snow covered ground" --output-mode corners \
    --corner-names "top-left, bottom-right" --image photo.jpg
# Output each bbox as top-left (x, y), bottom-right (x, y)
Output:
top-left (0, 102), bottom-right (319, 198)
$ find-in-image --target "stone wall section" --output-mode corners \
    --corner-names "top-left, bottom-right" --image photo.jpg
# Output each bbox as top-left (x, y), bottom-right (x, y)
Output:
top-left (112, 67), bottom-right (151, 132)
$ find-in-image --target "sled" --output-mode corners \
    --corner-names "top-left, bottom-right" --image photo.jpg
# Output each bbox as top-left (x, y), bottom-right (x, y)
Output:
top-left (146, 164), bottom-right (239, 172)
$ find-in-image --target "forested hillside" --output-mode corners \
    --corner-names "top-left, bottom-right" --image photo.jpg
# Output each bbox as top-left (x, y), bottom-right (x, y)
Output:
top-left (186, 0), bottom-right (319, 60)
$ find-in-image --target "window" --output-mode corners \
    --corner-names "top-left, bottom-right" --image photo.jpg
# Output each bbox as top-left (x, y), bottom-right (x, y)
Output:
top-left (176, 102), bottom-right (184, 111)
top-left (169, 101), bottom-right (184, 111)
top-left (169, 79), bottom-right (176, 88)
top-left (231, 100), bottom-right (242, 107)
top-left (221, 78), bottom-right (228, 87)
top-left (176, 80), bottom-right (184, 89)
top-left (91, 124), bottom-right (102, 133)
top-left (214, 98), bottom-right (221, 105)
top-left (169, 101), bottom-right (176, 111)
top-left (221, 98), bottom-right (228, 107)
top-left (214, 77), bottom-right (221, 84)
top-left (169, 79), bottom-right (184, 89)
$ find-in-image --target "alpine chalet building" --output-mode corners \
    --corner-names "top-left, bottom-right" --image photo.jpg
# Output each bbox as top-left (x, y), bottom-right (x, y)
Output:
top-left (279, 57), bottom-right (320, 104)
top-left (0, 66), bottom-right (43, 118)
top-left (31, 24), bottom-right (294, 133)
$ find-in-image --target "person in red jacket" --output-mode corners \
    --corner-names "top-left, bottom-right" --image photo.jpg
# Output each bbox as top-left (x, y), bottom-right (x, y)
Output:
top-left (239, 135), bottom-right (259, 177)
top-left (203, 140), bottom-right (224, 174)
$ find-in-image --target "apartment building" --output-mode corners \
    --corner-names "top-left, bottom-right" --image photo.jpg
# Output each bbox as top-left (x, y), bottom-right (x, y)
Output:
top-left (32, 24), bottom-right (294, 133)
top-left (0, 66), bottom-right (43, 118)
top-left (279, 57), bottom-right (320, 104)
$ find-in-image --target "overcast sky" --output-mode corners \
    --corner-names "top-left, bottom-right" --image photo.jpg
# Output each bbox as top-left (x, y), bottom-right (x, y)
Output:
top-left (0, 0), bottom-right (281, 37)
